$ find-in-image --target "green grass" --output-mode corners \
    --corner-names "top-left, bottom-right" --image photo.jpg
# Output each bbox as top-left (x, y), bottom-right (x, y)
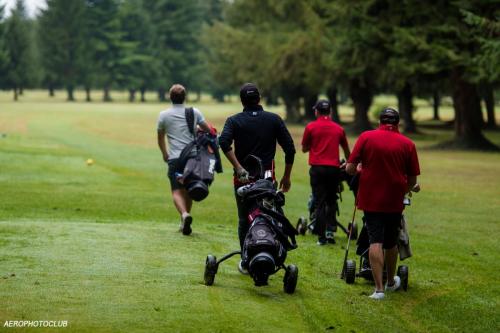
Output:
top-left (0, 90), bottom-right (499, 332)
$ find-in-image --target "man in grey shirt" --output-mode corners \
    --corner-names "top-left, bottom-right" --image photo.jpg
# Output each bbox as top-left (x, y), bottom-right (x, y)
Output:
top-left (157, 84), bottom-right (212, 235)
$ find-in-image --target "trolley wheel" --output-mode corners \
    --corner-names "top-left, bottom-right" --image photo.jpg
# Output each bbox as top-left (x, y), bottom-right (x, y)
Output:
top-left (204, 255), bottom-right (217, 286)
top-left (283, 264), bottom-right (298, 294)
top-left (296, 217), bottom-right (307, 236)
top-left (345, 260), bottom-right (356, 284)
top-left (348, 222), bottom-right (358, 240)
top-left (397, 265), bottom-right (409, 291)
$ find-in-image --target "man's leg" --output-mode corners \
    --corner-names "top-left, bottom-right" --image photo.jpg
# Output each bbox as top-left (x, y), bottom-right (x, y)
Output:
top-left (172, 189), bottom-right (190, 215)
top-left (167, 159), bottom-right (193, 235)
top-left (384, 213), bottom-right (402, 287)
top-left (234, 190), bottom-right (249, 250)
top-left (325, 167), bottom-right (340, 236)
top-left (364, 212), bottom-right (385, 293)
top-left (384, 245), bottom-right (398, 286)
top-left (310, 166), bottom-right (328, 244)
top-left (235, 190), bottom-right (249, 274)
top-left (172, 189), bottom-right (193, 235)
top-left (369, 243), bottom-right (385, 292)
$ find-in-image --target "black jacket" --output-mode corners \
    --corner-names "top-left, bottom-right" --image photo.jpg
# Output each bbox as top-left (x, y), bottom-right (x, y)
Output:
top-left (218, 105), bottom-right (295, 170)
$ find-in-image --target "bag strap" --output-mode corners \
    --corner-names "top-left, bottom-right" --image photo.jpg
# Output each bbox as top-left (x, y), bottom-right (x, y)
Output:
top-left (185, 107), bottom-right (195, 138)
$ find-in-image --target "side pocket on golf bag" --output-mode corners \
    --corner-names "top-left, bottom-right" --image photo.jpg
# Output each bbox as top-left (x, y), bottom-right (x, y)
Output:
top-left (398, 216), bottom-right (412, 260)
top-left (242, 217), bottom-right (286, 267)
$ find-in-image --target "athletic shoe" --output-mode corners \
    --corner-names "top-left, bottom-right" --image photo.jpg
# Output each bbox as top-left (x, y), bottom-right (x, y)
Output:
top-left (182, 214), bottom-right (192, 235)
top-left (238, 260), bottom-right (249, 275)
top-left (317, 240), bottom-right (327, 246)
top-left (385, 276), bottom-right (401, 292)
top-left (369, 291), bottom-right (385, 300)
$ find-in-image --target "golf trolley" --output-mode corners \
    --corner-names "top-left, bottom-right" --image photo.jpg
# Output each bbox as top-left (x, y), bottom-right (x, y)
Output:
top-left (204, 157), bottom-right (299, 294)
top-left (341, 188), bottom-right (419, 291)
top-left (296, 165), bottom-right (358, 240)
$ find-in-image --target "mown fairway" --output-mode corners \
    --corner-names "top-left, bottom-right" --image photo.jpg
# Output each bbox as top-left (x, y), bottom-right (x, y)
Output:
top-left (1, 91), bottom-right (499, 332)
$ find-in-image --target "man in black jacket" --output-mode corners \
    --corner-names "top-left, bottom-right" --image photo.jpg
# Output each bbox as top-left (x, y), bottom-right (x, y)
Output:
top-left (219, 83), bottom-right (296, 274)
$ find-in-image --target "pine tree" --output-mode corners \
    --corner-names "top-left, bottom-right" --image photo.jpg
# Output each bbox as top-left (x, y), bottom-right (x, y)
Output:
top-left (117, 0), bottom-right (156, 102)
top-left (145, 0), bottom-right (209, 101)
top-left (4, 0), bottom-right (33, 100)
top-left (38, 0), bottom-right (87, 101)
top-left (0, 3), bottom-right (10, 90)
top-left (86, 0), bottom-right (123, 101)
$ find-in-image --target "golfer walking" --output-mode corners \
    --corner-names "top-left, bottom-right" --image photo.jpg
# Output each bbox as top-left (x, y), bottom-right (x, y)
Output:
top-left (219, 83), bottom-right (296, 273)
top-left (346, 108), bottom-right (420, 300)
top-left (157, 84), bottom-right (213, 235)
top-left (302, 100), bottom-right (350, 245)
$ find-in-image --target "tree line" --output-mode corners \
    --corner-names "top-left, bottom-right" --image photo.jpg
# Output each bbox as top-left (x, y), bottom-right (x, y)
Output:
top-left (0, 0), bottom-right (223, 102)
top-left (0, 0), bottom-right (498, 149)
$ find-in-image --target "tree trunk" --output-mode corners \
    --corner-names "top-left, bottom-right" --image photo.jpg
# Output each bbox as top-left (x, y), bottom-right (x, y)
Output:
top-left (103, 87), bottom-right (112, 102)
top-left (195, 90), bottom-right (201, 102)
top-left (283, 94), bottom-right (301, 123)
top-left (19, 87), bottom-right (23, 95)
top-left (158, 88), bottom-right (166, 102)
top-left (327, 84), bottom-right (340, 123)
top-left (265, 93), bottom-right (279, 106)
top-left (397, 82), bottom-right (416, 133)
top-left (212, 91), bottom-right (224, 102)
top-left (483, 84), bottom-right (496, 129)
top-left (13, 88), bottom-right (18, 101)
top-left (304, 94), bottom-right (318, 120)
top-left (85, 86), bottom-right (91, 102)
top-left (66, 85), bottom-right (75, 101)
top-left (450, 69), bottom-right (497, 150)
top-left (140, 87), bottom-right (146, 102)
top-left (433, 90), bottom-right (440, 120)
top-left (49, 85), bottom-right (55, 97)
top-left (128, 89), bottom-right (136, 102)
top-left (349, 78), bottom-right (373, 133)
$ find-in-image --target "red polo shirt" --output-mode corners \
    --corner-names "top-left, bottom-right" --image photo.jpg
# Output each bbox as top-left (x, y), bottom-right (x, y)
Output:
top-left (348, 124), bottom-right (420, 213)
top-left (302, 116), bottom-right (348, 167)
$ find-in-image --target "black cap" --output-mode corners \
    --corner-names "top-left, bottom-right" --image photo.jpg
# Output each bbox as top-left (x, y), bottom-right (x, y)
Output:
top-left (314, 99), bottom-right (331, 114)
top-left (240, 83), bottom-right (260, 105)
top-left (380, 107), bottom-right (400, 125)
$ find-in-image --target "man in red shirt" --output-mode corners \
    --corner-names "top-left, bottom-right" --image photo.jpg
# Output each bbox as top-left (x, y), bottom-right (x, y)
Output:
top-left (302, 100), bottom-right (350, 245)
top-left (346, 108), bottom-right (420, 300)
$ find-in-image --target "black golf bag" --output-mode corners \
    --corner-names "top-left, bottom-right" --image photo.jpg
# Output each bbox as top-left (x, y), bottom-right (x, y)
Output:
top-left (238, 179), bottom-right (298, 286)
top-left (175, 131), bottom-right (222, 202)
top-left (299, 165), bottom-right (359, 239)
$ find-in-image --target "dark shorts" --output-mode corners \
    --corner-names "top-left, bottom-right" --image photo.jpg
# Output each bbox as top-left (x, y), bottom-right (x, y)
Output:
top-left (167, 159), bottom-right (183, 191)
top-left (364, 211), bottom-right (402, 249)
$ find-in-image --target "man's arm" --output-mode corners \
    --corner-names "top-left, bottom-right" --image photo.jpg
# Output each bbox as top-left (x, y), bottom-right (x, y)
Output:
top-left (223, 150), bottom-right (250, 183)
top-left (199, 121), bottom-right (211, 133)
top-left (407, 175), bottom-right (418, 193)
top-left (341, 138), bottom-right (351, 160)
top-left (157, 129), bottom-right (168, 162)
top-left (301, 126), bottom-right (310, 153)
top-left (279, 163), bottom-right (293, 192)
top-left (346, 162), bottom-right (357, 175)
top-left (219, 117), bottom-right (249, 182)
top-left (223, 149), bottom-right (243, 170)
top-left (276, 117), bottom-right (295, 192)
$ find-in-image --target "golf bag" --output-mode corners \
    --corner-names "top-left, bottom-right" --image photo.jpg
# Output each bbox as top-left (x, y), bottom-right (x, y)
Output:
top-left (304, 165), bottom-right (358, 236)
top-left (175, 108), bottom-right (222, 201)
top-left (238, 178), bottom-right (298, 286)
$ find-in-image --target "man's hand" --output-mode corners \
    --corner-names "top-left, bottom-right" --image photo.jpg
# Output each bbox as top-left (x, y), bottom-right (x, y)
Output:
top-left (236, 167), bottom-right (250, 183)
top-left (279, 176), bottom-right (291, 193)
top-left (412, 183), bottom-right (421, 193)
top-left (163, 153), bottom-right (169, 163)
